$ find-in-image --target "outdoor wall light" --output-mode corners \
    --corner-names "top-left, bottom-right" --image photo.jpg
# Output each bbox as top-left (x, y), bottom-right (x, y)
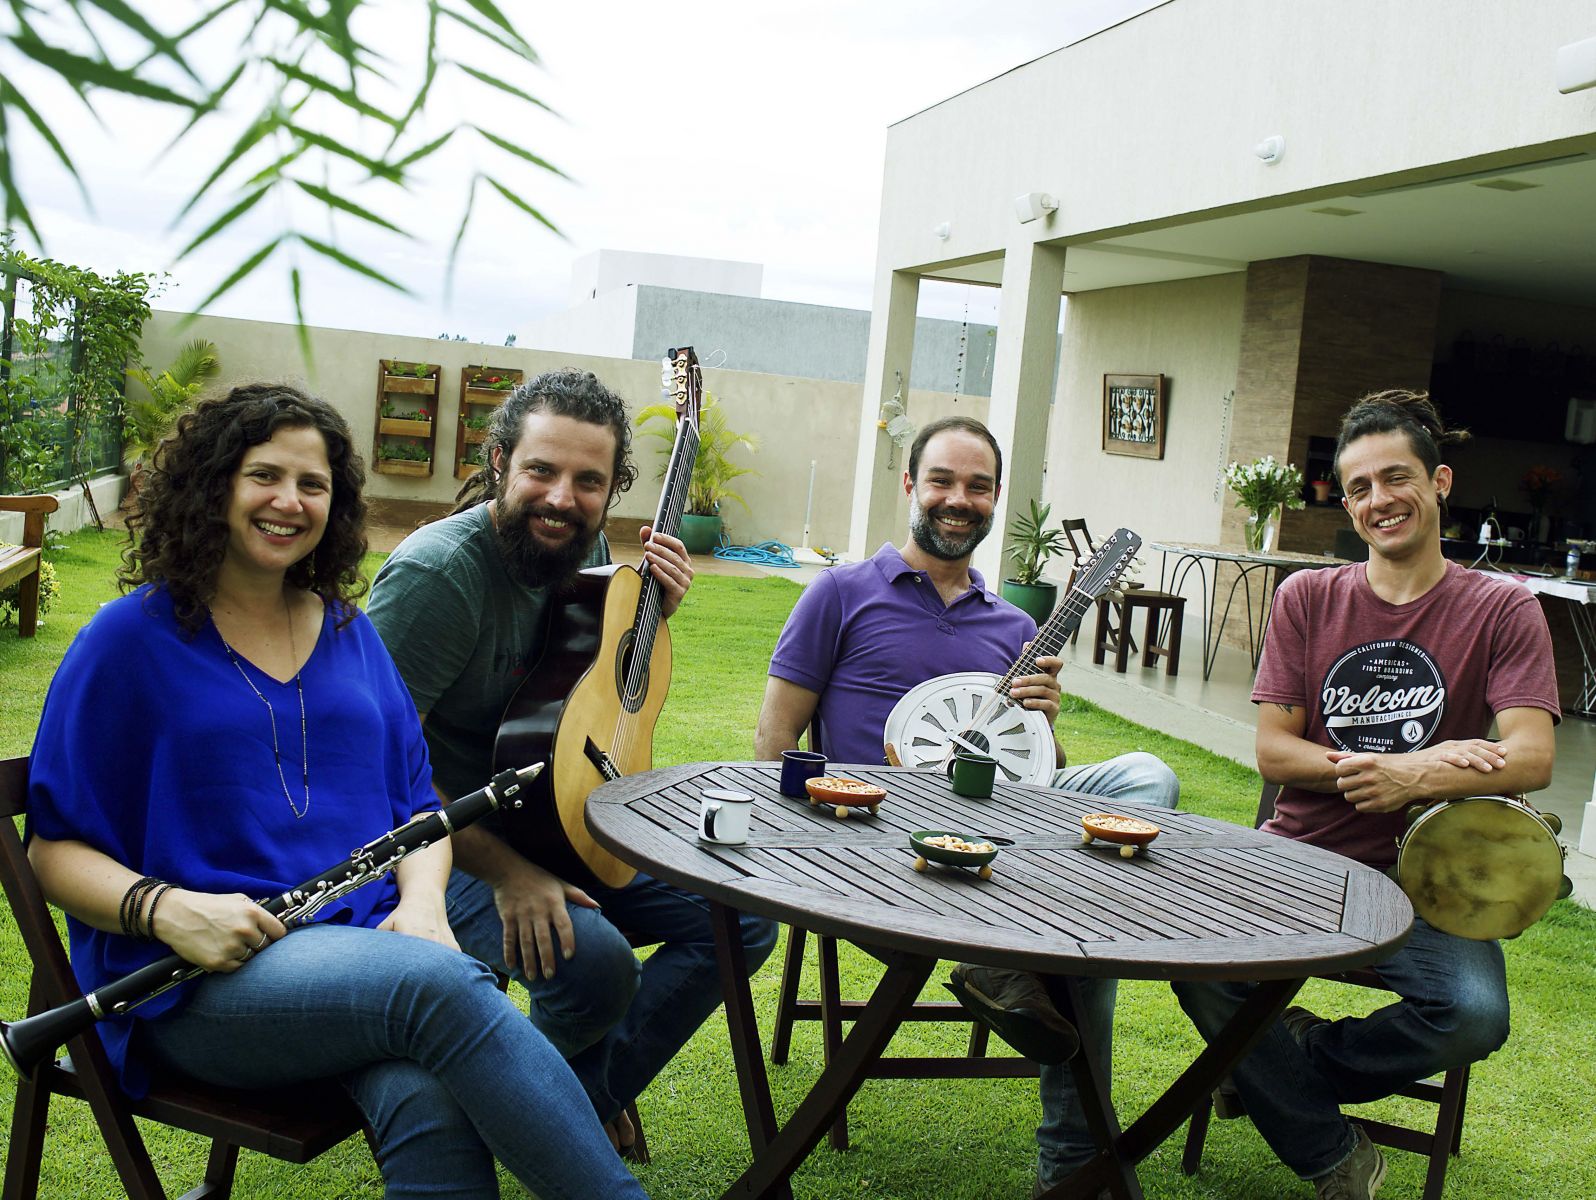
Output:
top-left (1254, 135), bottom-right (1285, 164)
top-left (1557, 35), bottom-right (1596, 93)
top-left (1013, 192), bottom-right (1058, 224)
top-left (933, 221), bottom-right (951, 240)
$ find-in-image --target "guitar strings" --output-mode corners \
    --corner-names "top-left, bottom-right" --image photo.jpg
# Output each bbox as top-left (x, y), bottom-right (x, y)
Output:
top-left (611, 364), bottom-right (701, 770)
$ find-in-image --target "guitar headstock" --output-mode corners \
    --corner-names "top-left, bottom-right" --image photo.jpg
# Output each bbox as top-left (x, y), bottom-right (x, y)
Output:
top-left (1073, 527), bottom-right (1143, 600)
top-left (667, 346), bottom-right (703, 427)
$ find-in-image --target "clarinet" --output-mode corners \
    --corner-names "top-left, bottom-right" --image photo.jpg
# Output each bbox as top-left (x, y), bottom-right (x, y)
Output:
top-left (1, 764), bottom-right (543, 1081)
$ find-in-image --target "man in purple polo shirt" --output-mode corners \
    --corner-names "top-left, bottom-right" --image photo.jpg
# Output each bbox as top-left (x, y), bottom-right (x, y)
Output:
top-left (755, 415), bottom-right (1179, 1197)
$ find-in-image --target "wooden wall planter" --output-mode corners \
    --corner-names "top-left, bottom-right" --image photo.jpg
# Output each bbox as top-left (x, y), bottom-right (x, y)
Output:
top-left (375, 459), bottom-right (433, 478)
top-left (456, 365), bottom-right (523, 480)
top-left (382, 373), bottom-right (437, 395)
top-left (374, 359), bottom-right (442, 479)
top-left (379, 417), bottom-right (434, 438)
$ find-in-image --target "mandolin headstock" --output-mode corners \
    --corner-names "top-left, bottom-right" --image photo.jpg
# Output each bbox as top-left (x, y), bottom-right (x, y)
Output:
top-left (666, 346), bottom-right (703, 428)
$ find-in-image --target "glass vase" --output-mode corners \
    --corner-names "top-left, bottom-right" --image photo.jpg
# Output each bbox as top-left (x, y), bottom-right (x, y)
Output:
top-left (1245, 506), bottom-right (1279, 554)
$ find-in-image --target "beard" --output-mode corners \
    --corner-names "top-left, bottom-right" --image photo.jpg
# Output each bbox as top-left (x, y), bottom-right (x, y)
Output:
top-left (493, 488), bottom-right (604, 590)
top-left (908, 493), bottom-right (994, 562)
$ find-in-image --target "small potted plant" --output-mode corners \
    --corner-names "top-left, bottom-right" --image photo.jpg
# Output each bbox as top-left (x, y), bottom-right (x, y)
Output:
top-left (635, 391), bottom-right (758, 554)
top-left (1311, 477), bottom-right (1334, 504)
top-left (1000, 500), bottom-right (1071, 624)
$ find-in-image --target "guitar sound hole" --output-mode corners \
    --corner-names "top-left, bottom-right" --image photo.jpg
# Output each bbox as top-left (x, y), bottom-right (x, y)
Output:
top-left (614, 632), bottom-right (650, 714)
top-left (963, 731), bottom-right (991, 754)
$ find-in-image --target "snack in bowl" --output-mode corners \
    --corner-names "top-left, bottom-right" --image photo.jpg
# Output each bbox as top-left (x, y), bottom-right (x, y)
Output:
top-left (910, 829), bottom-right (999, 879)
top-left (804, 775), bottom-right (886, 819)
top-left (1080, 812), bottom-right (1161, 858)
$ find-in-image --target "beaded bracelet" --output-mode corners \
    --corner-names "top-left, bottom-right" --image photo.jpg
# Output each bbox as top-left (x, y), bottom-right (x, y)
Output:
top-left (118, 876), bottom-right (164, 940)
top-left (139, 882), bottom-right (176, 942)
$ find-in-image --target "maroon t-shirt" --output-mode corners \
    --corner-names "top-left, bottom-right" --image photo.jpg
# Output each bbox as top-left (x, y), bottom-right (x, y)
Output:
top-left (1251, 561), bottom-right (1560, 867)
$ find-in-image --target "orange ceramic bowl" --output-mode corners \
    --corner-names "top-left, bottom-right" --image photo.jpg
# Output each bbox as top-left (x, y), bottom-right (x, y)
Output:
top-left (804, 776), bottom-right (887, 807)
top-left (1081, 812), bottom-right (1161, 847)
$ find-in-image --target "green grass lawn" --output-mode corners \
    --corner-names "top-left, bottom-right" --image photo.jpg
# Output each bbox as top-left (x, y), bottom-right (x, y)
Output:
top-left (2, 529), bottom-right (1592, 1198)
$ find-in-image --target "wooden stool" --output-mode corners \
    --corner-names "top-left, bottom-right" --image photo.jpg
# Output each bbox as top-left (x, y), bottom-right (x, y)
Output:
top-left (1093, 589), bottom-right (1184, 675)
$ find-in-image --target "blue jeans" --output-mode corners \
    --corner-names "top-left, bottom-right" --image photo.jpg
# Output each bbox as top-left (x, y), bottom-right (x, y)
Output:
top-left (142, 924), bottom-right (647, 1200)
top-left (446, 868), bottom-right (778, 1122)
top-left (1036, 751), bottom-right (1181, 1186)
top-left (1172, 917), bottom-right (1509, 1179)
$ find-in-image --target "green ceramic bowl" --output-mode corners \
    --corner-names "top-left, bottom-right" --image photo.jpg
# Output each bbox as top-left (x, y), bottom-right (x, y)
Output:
top-left (909, 829), bottom-right (1000, 868)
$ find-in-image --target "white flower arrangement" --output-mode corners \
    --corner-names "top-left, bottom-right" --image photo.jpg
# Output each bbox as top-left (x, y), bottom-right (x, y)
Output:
top-left (1225, 455), bottom-right (1306, 513)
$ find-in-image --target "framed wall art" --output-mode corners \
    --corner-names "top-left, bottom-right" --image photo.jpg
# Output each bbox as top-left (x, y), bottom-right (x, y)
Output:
top-left (1102, 373), bottom-right (1165, 459)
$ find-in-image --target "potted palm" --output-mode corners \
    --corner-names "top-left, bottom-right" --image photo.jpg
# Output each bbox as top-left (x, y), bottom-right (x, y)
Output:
top-left (1000, 500), bottom-right (1071, 624)
top-left (635, 391), bottom-right (758, 554)
top-left (123, 338), bottom-right (222, 474)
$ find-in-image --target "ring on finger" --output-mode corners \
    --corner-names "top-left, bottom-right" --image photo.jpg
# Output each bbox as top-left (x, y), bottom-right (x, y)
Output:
top-left (253, 931), bottom-right (270, 951)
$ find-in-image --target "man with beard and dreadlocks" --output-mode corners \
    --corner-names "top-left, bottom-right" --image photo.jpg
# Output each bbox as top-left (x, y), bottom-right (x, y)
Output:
top-left (755, 414), bottom-right (1178, 1199)
top-left (369, 368), bottom-right (777, 1159)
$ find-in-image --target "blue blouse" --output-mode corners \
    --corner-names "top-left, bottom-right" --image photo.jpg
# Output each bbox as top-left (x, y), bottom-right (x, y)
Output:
top-left (27, 585), bottom-right (435, 1095)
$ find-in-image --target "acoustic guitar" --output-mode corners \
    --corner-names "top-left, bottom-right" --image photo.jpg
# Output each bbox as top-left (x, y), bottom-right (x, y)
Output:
top-left (492, 347), bottom-right (703, 889)
top-left (882, 527), bottom-right (1143, 784)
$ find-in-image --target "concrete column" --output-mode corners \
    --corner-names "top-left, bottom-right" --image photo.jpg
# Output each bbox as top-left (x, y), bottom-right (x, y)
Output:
top-left (848, 269), bottom-right (921, 561)
top-left (974, 241), bottom-right (1066, 586)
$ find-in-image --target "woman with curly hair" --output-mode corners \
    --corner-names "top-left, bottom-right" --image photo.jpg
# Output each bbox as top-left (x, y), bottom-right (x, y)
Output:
top-left (26, 383), bottom-right (648, 1199)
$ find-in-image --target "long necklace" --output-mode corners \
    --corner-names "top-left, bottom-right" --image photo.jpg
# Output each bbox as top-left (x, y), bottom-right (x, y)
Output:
top-left (216, 596), bottom-right (311, 820)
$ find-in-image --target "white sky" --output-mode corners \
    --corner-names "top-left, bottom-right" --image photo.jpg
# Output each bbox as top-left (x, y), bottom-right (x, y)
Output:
top-left (6, 1), bottom-right (1155, 343)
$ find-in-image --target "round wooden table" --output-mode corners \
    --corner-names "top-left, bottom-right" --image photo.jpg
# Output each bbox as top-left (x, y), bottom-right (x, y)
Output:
top-left (588, 762), bottom-right (1413, 1199)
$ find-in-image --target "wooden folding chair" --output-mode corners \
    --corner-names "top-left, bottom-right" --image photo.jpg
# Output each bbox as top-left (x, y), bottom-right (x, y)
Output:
top-left (767, 725), bottom-right (1038, 1150)
top-left (1180, 783), bottom-right (1471, 1200)
top-left (1, 755), bottom-right (374, 1200)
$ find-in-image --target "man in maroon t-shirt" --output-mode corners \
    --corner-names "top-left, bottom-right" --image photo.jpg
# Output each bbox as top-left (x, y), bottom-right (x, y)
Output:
top-left (1176, 390), bottom-right (1558, 1200)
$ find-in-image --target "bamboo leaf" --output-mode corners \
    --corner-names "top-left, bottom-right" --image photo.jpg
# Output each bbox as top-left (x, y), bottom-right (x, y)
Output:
top-left (186, 238), bottom-right (283, 314)
top-left (79, 0), bottom-right (201, 83)
top-left (386, 6), bottom-right (440, 153)
top-left (296, 233), bottom-right (410, 293)
top-left (484, 177), bottom-right (560, 235)
top-left (445, 174), bottom-right (480, 292)
top-left (173, 184), bottom-right (272, 262)
top-left (446, 0), bottom-right (537, 59)
top-left (454, 64), bottom-right (554, 114)
top-left (172, 111), bottom-right (279, 224)
top-left (291, 179), bottom-right (406, 235)
top-left (474, 127), bottom-right (568, 178)
top-left (9, 34), bottom-right (202, 108)
top-left (438, 5), bottom-right (538, 65)
top-left (162, 61), bottom-right (247, 154)
top-left (0, 79), bottom-right (88, 202)
top-left (267, 57), bottom-right (398, 125)
top-left (283, 122), bottom-right (404, 181)
top-left (290, 267), bottom-right (313, 366)
top-left (392, 127), bottom-right (456, 171)
top-left (0, 144), bottom-right (46, 248)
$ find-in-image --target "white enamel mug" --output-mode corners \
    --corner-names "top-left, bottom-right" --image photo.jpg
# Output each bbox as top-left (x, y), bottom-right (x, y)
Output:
top-left (698, 788), bottom-right (755, 845)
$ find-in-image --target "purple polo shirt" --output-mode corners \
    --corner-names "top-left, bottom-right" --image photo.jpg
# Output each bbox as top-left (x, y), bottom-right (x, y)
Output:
top-left (769, 542), bottom-right (1037, 767)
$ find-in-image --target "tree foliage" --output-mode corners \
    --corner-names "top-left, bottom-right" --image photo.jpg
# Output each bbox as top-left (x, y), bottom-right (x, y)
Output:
top-left (1, 2), bottom-right (562, 355)
top-left (1, 236), bottom-right (154, 496)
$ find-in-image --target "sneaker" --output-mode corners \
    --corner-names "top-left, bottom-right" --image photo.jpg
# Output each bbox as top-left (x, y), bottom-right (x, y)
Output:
top-left (946, 964), bottom-right (1080, 1065)
top-left (1283, 1004), bottom-right (1330, 1046)
top-left (1313, 1125), bottom-right (1386, 1200)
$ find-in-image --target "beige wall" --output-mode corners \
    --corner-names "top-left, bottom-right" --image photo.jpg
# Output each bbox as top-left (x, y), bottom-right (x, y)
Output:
top-left (878, 0), bottom-right (1596, 275)
top-left (1045, 273), bottom-right (1247, 569)
top-left (138, 311), bottom-right (982, 556)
